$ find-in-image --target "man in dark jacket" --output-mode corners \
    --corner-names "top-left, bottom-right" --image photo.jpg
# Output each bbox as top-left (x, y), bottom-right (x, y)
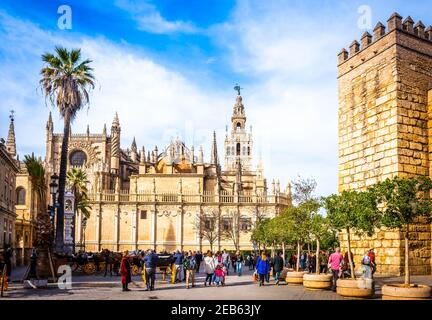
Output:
top-left (173, 250), bottom-right (184, 283)
top-left (195, 251), bottom-right (202, 273)
top-left (142, 249), bottom-right (158, 291)
top-left (273, 252), bottom-right (284, 285)
top-left (4, 245), bottom-right (12, 282)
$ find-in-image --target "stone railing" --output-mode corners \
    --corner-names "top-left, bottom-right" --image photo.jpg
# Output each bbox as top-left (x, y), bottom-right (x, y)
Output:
top-left (88, 189), bottom-right (290, 205)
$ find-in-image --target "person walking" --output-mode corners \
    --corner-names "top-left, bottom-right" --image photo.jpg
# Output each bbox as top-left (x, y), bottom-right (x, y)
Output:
top-left (120, 251), bottom-right (131, 292)
top-left (273, 251), bottom-right (284, 285)
top-left (328, 248), bottom-right (344, 292)
top-left (103, 249), bottom-right (113, 277)
top-left (235, 251), bottom-right (243, 276)
top-left (4, 245), bottom-right (12, 282)
top-left (256, 251), bottom-right (270, 287)
top-left (222, 250), bottom-right (229, 276)
top-left (300, 252), bottom-right (306, 270)
top-left (309, 253), bottom-right (316, 273)
top-left (173, 250), bottom-right (184, 283)
top-left (368, 248), bottom-right (376, 275)
top-left (142, 249), bottom-right (158, 291)
top-left (195, 251), bottom-right (203, 274)
top-left (183, 251), bottom-right (197, 289)
top-left (361, 250), bottom-right (373, 279)
top-left (203, 251), bottom-right (215, 286)
top-left (231, 253), bottom-right (237, 273)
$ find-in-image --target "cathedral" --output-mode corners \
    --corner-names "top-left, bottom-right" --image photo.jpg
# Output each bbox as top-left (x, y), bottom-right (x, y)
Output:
top-left (36, 93), bottom-right (290, 253)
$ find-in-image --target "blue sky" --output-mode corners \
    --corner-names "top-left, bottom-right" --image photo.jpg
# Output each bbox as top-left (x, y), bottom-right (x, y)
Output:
top-left (1, 0), bottom-right (431, 197)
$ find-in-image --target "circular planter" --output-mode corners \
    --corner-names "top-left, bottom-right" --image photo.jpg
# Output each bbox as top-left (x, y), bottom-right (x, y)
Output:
top-left (382, 284), bottom-right (431, 300)
top-left (336, 278), bottom-right (375, 299)
top-left (285, 271), bottom-right (307, 285)
top-left (303, 273), bottom-right (332, 290)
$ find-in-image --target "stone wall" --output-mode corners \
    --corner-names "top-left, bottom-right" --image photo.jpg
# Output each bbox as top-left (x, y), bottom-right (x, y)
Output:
top-left (338, 13), bottom-right (432, 276)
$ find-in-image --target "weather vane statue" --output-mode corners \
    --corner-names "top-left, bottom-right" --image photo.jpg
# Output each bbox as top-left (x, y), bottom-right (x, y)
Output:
top-left (9, 109), bottom-right (15, 122)
top-left (234, 83), bottom-right (243, 96)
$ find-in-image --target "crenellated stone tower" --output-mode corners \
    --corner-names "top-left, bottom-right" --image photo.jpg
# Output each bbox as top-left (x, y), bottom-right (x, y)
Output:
top-left (338, 12), bottom-right (432, 275)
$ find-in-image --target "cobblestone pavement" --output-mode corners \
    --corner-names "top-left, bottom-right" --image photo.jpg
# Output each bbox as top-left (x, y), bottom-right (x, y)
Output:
top-left (3, 266), bottom-right (431, 300)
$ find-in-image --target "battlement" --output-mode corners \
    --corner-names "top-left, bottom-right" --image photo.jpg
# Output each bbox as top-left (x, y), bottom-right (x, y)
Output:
top-left (338, 12), bottom-right (432, 65)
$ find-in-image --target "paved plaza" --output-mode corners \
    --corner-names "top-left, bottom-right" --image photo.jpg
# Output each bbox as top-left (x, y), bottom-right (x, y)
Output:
top-left (2, 266), bottom-right (431, 300)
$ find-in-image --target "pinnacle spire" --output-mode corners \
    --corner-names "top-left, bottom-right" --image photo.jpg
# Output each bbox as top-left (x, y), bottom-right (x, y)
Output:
top-left (131, 137), bottom-right (137, 151)
top-left (6, 110), bottom-right (16, 157)
top-left (210, 131), bottom-right (218, 165)
top-left (112, 112), bottom-right (120, 127)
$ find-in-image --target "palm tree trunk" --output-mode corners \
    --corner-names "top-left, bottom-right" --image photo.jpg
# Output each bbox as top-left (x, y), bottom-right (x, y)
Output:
top-left (316, 239), bottom-right (320, 274)
top-left (55, 113), bottom-right (71, 253)
top-left (346, 227), bottom-right (355, 279)
top-left (404, 224), bottom-right (410, 285)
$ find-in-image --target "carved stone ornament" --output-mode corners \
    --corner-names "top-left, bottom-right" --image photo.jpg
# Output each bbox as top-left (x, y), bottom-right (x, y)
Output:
top-left (68, 141), bottom-right (101, 167)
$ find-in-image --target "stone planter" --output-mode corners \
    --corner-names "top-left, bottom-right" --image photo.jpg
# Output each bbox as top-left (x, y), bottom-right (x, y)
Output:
top-left (382, 284), bottom-right (431, 300)
top-left (285, 271), bottom-right (307, 285)
top-left (336, 278), bottom-right (374, 299)
top-left (303, 273), bottom-right (332, 290)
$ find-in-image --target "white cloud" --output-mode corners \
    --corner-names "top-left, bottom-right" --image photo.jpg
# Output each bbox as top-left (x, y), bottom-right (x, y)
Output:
top-left (114, 0), bottom-right (198, 34)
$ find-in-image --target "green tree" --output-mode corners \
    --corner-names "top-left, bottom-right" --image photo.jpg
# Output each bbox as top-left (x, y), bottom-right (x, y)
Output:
top-left (66, 168), bottom-right (91, 252)
top-left (40, 47), bottom-right (94, 253)
top-left (23, 154), bottom-right (54, 278)
top-left (372, 176), bottom-right (432, 285)
top-left (323, 190), bottom-right (379, 279)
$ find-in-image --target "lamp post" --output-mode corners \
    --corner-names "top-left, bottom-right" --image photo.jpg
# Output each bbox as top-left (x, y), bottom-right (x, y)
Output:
top-left (81, 217), bottom-right (87, 252)
top-left (49, 173), bottom-right (59, 246)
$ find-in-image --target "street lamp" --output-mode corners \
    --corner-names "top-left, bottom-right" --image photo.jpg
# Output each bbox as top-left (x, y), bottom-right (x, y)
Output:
top-left (81, 217), bottom-right (87, 252)
top-left (49, 173), bottom-right (59, 241)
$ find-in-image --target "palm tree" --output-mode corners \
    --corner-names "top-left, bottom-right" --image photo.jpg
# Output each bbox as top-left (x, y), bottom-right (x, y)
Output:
top-left (23, 154), bottom-right (54, 279)
top-left (66, 168), bottom-right (92, 252)
top-left (40, 47), bottom-right (95, 253)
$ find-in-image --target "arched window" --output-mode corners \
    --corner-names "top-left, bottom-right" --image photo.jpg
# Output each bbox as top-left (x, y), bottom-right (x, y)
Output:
top-left (248, 146), bottom-right (250, 155)
top-left (226, 147), bottom-right (230, 156)
top-left (70, 150), bottom-right (87, 167)
top-left (236, 143), bottom-right (241, 156)
top-left (236, 122), bottom-right (241, 130)
top-left (16, 187), bottom-right (26, 205)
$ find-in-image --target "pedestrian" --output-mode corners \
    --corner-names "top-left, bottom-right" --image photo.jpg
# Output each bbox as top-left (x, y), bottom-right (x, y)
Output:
top-left (319, 250), bottom-right (329, 274)
top-left (195, 251), bottom-right (202, 273)
top-left (214, 263), bottom-right (225, 286)
top-left (273, 251), bottom-right (284, 285)
top-left (183, 251), bottom-right (197, 289)
top-left (142, 249), bottom-right (158, 291)
top-left (256, 251), bottom-right (270, 287)
top-left (4, 245), bottom-right (12, 282)
top-left (300, 252), bottom-right (306, 270)
top-left (249, 252), bottom-right (255, 270)
top-left (103, 249), bottom-right (113, 277)
top-left (235, 251), bottom-right (243, 276)
top-left (361, 250), bottom-right (373, 279)
top-left (203, 250), bottom-right (215, 287)
top-left (173, 250), bottom-right (184, 283)
top-left (368, 248), bottom-right (376, 275)
top-left (309, 253), bottom-right (316, 273)
top-left (29, 248), bottom-right (37, 279)
top-left (266, 254), bottom-right (273, 283)
top-left (222, 250), bottom-right (230, 275)
top-left (231, 253), bottom-right (237, 273)
top-left (120, 251), bottom-right (131, 292)
top-left (328, 247), bottom-right (344, 292)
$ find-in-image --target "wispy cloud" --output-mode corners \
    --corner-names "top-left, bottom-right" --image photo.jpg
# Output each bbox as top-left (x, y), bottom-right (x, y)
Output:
top-left (114, 0), bottom-right (199, 34)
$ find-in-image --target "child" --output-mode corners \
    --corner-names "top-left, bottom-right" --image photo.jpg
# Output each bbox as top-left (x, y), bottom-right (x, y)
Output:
top-left (214, 263), bottom-right (225, 286)
top-left (221, 263), bottom-right (227, 286)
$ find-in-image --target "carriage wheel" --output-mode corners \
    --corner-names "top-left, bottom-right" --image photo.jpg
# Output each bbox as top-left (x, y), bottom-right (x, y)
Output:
top-left (132, 265), bottom-right (139, 276)
top-left (84, 262), bottom-right (96, 275)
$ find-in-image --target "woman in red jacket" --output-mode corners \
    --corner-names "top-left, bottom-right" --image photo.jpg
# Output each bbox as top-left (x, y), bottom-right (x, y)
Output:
top-left (120, 251), bottom-right (132, 292)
